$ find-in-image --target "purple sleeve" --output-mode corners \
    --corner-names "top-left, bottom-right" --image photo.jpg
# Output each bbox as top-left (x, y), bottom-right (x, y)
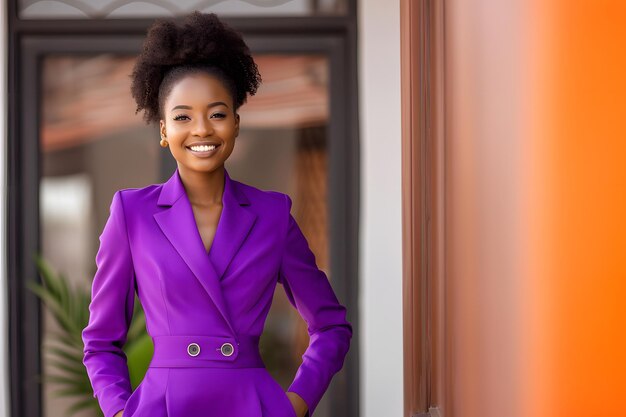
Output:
top-left (81, 190), bottom-right (136, 417)
top-left (278, 194), bottom-right (353, 417)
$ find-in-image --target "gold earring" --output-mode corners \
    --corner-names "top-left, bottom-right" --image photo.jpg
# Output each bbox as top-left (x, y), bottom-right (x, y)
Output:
top-left (160, 136), bottom-right (168, 148)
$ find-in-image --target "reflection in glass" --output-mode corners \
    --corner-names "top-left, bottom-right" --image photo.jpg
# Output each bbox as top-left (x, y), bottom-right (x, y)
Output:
top-left (40, 53), bottom-right (330, 416)
top-left (20, 0), bottom-right (347, 19)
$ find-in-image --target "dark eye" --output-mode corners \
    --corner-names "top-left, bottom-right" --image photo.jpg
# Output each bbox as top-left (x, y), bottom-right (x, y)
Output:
top-left (173, 114), bottom-right (189, 121)
top-left (211, 113), bottom-right (226, 119)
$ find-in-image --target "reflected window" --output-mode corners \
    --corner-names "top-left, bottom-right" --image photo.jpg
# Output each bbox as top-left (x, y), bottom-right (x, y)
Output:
top-left (20, 0), bottom-right (348, 19)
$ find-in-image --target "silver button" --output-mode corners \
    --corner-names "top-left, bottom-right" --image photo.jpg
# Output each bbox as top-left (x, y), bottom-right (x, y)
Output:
top-left (220, 342), bottom-right (234, 357)
top-left (187, 342), bottom-right (200, 357)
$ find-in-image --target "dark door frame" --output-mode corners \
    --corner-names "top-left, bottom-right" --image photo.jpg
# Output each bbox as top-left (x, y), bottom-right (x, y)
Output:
top-left (6, 4), bottom-right (360, 417)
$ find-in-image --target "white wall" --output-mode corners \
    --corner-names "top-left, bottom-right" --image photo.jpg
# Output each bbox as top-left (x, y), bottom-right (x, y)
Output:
top-left (358, 1), bottom-right (404, 416)
top-left (1, 2), bottom-right (9, 416)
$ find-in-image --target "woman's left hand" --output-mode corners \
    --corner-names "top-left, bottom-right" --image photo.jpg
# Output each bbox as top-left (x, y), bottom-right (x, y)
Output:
top-left (286, 391), bottom-right (309, 417)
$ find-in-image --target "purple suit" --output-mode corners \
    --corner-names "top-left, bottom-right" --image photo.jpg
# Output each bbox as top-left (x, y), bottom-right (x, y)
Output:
top-left (81, 167), bottom-right (352, 417)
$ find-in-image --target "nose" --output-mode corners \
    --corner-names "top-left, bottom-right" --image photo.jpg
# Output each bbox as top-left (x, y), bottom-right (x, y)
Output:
top-left (191, 116), bottom-right (214, 137)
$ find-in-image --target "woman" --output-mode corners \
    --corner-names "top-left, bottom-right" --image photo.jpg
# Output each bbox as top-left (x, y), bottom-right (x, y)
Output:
top-left (81, 11), bottom-right (352, 417)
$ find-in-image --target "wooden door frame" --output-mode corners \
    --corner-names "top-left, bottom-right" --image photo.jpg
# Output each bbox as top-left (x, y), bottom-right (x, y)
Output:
top-left (401, 0), bottom-right (445, 416)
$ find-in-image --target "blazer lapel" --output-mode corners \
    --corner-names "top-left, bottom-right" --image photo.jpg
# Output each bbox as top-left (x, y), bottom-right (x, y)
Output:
top-left (208, 170), bottom-right (258, 280)
top-left (153, 166), bottom-right (257, 335)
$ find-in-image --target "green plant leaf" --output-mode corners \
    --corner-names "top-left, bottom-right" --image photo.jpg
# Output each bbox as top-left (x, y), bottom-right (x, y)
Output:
top-left (45, 358), bottom-right (86, 376)
top-left (29, 252), bottom-right (152, 416)
top-left (65, 397), bottom-right (99, 414)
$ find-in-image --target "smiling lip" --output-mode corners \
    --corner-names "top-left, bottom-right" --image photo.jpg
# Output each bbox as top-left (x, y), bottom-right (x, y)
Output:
top-left (186, 142), bottom-right (221, 158)
top-left (186, 141), bottom-right (221, 147)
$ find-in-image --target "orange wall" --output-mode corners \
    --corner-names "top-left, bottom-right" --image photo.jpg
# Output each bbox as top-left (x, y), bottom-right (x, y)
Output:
top-left (444, 1), bottom-right (626, 416)
top-left (526, 1), bottom-right (626, 416)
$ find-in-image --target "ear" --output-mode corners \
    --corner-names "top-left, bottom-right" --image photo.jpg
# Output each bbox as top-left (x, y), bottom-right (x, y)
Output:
top-left (234, 113), bottom-right (240, 137)
top-left (159, 119), bottom-right (166, 137)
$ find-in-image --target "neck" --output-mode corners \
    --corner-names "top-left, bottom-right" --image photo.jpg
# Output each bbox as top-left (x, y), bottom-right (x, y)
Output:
top-left (177, 164), bottom-right (225, 207)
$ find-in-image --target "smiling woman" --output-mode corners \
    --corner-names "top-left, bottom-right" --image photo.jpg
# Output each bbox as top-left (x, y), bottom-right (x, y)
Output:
top-left (80, 10), bottom-right (352, 417)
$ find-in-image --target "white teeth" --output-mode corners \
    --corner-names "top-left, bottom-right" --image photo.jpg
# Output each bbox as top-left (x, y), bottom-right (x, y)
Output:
top-left (189, 145), bottom-right (217, 152)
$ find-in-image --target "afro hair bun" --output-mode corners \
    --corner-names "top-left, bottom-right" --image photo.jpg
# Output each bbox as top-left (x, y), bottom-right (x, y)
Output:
top-left (130, 11), bottom-right (262, 124)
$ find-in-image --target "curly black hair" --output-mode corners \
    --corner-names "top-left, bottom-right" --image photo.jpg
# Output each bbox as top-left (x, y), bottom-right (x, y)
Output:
top-left (130, 11), bottom-right (262, 125)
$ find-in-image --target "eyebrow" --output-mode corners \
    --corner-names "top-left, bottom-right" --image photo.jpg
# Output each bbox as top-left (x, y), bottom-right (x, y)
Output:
top-left (170, 101), bottom-right (229, 112)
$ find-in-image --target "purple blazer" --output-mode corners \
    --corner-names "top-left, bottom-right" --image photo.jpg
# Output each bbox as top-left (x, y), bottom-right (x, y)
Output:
top-left (81, 167), bottom-right (352, 417)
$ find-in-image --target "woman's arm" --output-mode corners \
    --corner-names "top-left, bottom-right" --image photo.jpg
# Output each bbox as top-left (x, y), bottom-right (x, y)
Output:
top-left (278, 194), bottom-right (353, 417)
top-left (81, 191), bottom-right (136, 417)
top-left (286, 391), bottom-right (309, 417)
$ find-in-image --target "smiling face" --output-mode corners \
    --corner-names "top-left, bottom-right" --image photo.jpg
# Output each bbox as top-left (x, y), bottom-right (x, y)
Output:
top-left (159, 71), bottom-right (240, 175)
